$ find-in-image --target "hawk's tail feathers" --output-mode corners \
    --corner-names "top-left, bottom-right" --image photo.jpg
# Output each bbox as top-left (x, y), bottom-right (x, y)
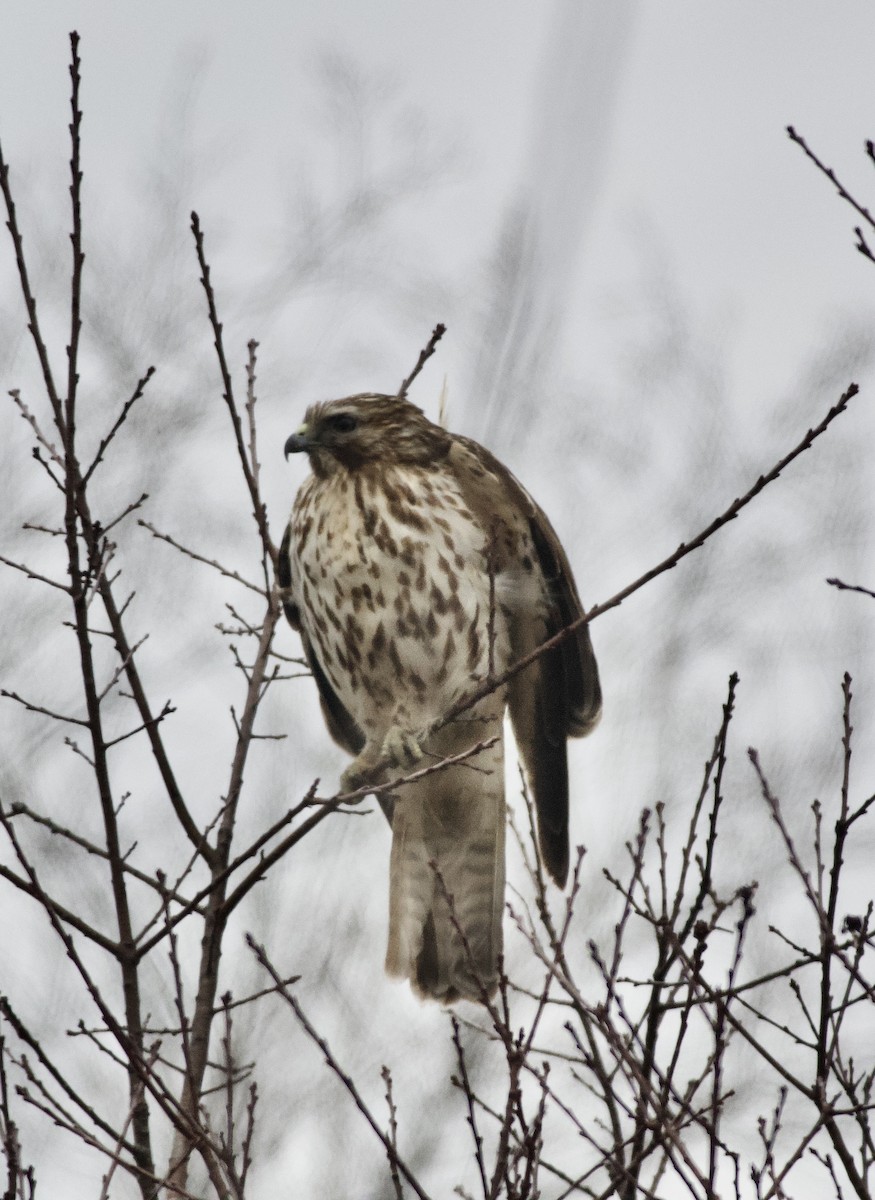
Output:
top-left (385, 725), bottom-right (505, 1004)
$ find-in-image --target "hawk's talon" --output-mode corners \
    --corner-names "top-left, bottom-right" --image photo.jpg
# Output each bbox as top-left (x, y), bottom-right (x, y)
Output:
top-left (340, 757), bottom-right (376, 793)
top-left (382, 727), bottom-right (424, 770)
top-left (340, 728), bottom-right (423, 793)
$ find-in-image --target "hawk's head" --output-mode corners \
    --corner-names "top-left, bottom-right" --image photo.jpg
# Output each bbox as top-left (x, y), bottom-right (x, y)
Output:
top-left (285, 393), bottom-right (451, 477)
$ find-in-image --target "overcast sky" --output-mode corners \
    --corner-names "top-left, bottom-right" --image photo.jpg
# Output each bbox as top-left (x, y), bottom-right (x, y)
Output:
top-left (2, 7), bottom-right (874, 1196)
top-left (3, 2), bottom-right (874, 407)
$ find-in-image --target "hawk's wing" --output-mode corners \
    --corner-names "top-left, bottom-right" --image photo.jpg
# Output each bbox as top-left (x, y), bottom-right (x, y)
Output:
top-left (523, 493), bottom-right (602, 739)
top-left (278, 523), bottom-right (366, 759)
top-left (512, 490), bottom-right (601, 887)
top-left (453, 440), bottom-right (601, 887)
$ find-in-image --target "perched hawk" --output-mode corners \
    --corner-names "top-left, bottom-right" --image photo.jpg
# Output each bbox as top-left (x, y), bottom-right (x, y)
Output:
top-left (280, 393), bottom-right (601, 1003)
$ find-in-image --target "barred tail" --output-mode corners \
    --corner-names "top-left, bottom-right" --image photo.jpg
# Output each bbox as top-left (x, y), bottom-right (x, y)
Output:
top-left (385, 716), bottom-right (505, 1004)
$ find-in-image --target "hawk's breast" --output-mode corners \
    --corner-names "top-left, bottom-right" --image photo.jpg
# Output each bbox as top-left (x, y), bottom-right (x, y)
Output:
top-left (289, 464), bottom-right (514, 736)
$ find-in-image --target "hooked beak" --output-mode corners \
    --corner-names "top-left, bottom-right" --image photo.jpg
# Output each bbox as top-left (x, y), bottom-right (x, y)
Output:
top-left (284, 427), bottom-right (311, 459)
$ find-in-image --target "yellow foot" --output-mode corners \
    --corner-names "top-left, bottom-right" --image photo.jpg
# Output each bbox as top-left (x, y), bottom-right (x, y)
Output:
top-left (340, 753), bottom-right (377, 793)
top-left (340, 728), bottom-right (423, 792)
top-left (382, 726), bottom-right (424, 771)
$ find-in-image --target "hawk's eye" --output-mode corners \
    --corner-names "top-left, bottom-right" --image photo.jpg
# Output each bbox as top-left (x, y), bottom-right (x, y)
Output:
top-left (327, 412), bottom-right (358, 435)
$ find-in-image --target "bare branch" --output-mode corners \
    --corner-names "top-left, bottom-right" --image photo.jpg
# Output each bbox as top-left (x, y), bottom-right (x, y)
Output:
top-left (0, 854), bottom-right (120, 958)
top-left (8, 389), bottom-right (63, 466)
top-left (138, 520), bottom-right (265, 595)
top-left (397, 322), bottom-right (446, 396)
top-left (190, 212), bottom-right (275, 566)
top-left (827, 577), bottom-right (875, 600)
top-left (0, 555), bottom-right (70, 593)
top-left (5, 801), bottom-right (200, 912)
top-left (433, 381), bottom-right (860, 736)
top-left (248, 937), bottom-right (435, 1200)
top-left (83, 367), bottom-right (156, 484)
top-left (788, 127), bottom-right (875, 237)
top-left (0, 134), bottom-right (63, 426)
top-left (0, 688), bottom-right (87, 727)
top-left (65, 31), bottom-right (84, 442)
top-left (451, 1016), bottom-right (489, 1200)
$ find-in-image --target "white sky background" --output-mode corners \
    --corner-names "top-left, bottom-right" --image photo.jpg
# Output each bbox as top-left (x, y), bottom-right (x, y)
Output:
top-left (4, 2), bottom-right (875, 400)
top-left (2, 3), bottom-right (875, 1197)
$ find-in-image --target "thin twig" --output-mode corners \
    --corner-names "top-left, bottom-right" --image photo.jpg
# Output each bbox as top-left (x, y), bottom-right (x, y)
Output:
top-left (381, 1066), bottom-right (404, 1200)
top-left (5, 802), bottom-right (199, 913)
top-left (788, 127), bottom-right (875, 235)
top-left (248, 938), bottom-right (434, 1200)
top-left (0, 126), bottom-right (63, 425)
top-left (98, 1045), bottom-right (161, 1200)
top-left (827, 577), bottom-right (875, 600)
top-left (190, 212), bottom-right (275, 567)
top-left (451, 1017), bottom-right (489, 1199)
top-left (8, 389), bottom-right (63, 465)
top-left (138, 521), bottom-right (265, 595)
top-left (0, 555), bottom-right (70, 593)
top-left (433, 382), bottom-right (859, 739)
top-left (0, 689), bottom-right (86, 726)
top-left (397, 323), bottom-right (446, 396)
top-left (83, 367), bottom-right (156, 484)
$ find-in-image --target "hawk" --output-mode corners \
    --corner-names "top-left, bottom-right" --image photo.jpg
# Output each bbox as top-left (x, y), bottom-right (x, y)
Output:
top-left (280, 393), bottom-right (601, 1003)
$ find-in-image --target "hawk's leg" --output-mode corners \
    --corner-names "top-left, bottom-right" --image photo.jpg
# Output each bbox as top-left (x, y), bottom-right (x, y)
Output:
top-left (340, 726), bottom-right (424, 792)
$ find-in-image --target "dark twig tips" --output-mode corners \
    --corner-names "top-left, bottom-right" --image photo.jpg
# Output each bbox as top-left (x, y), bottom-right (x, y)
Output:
top-left (397, 323), bottom-right (447, 397)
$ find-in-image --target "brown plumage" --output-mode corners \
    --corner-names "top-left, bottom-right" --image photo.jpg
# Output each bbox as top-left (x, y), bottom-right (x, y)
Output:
top-left (280, 393), bottom-right (601, 1003)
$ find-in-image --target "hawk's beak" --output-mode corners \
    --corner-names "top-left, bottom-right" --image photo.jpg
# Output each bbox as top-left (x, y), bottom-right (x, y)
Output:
top-left (284, 426), bottom-right (311, 459)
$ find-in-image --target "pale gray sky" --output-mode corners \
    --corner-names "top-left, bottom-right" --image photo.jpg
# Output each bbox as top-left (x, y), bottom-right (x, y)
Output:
top-left (3, 1), bottom-right (873, 407)
top-left (2, 6), bottom-right (874, 1197)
